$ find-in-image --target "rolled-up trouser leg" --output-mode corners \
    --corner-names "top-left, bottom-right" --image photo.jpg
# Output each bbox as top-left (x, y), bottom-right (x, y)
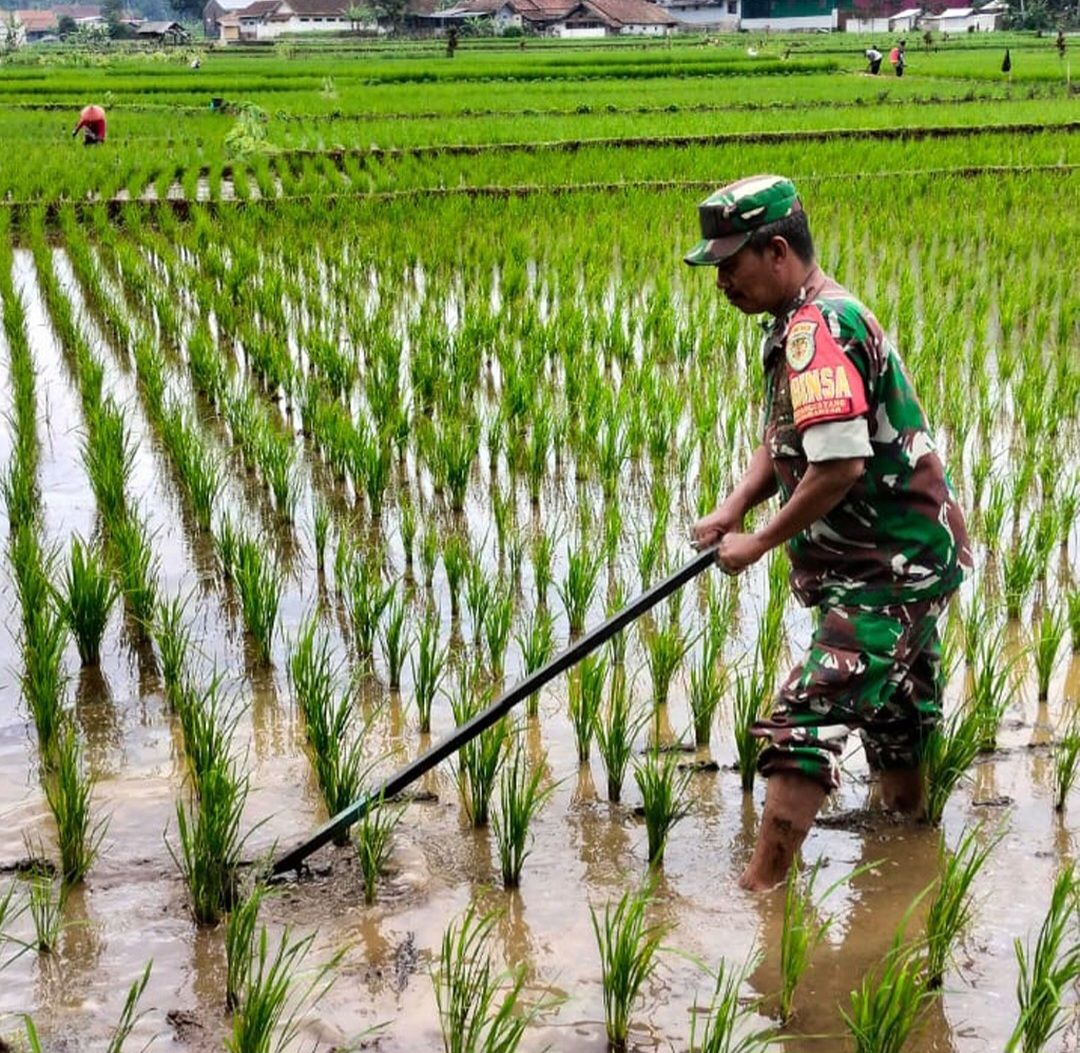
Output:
top-left (752, 595), bottom-right (951, 792)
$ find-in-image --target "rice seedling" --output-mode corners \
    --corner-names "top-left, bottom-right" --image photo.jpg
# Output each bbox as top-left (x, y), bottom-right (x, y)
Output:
top-left (982, 479), bottom-right (1008, 553)
top-left (841, 936), bottom-right (933, 1053)
top-left (312, 498), bottom-right (331, 573)
top-left (354, 792), bottom-right (406, 905)
top-left (924, 701), bottom-right (985, 826)
top-left (11, 525), bottom-right (52, 637)
top-left (924, 823), bottom-right (1001, 988)
top-left (733, 660), bottom-right (771, 794)
top-left (1031, 605), bottom-right (1065, 703)
top-left (225, 879), bottom-right (267, 1011)
top-left (484, 583), bottom-right (514, 679)
top-left (451, 673), bottom-right (508, 826)
top-left (591, 882), bottom-right (665, 1052)
top-left (516, 606), bottom-right (554, 718)
top-left (492, 743), bottom-right (555, 888)
top-left (400, 494), bottom-right (417, 567)
top-left (216, 512), bottom-right (240, 581)
top-left (110, 512), bottom-right (159, 635)
top-left (634, 514), bottom-right (665, 592)
top-left (1002, 532), bottom-right (1041, 620)
top-left (154, 593), bottom-right (192, 710)
top-left (606, 577), bottom-right (629, 667)
top-left (20, 603), bottom-right (69, 765)
top-left (558, 540), bottom-right (602, 635)
top-left (235, 537), bottom-right (282, 665)
top-left (380, 591), bottom-right (408, 690)
top-left (52, 535), bottom-right (118, 667)
top-left (465, 556), bottom-right (493, 645)
top-left (595, 670), bottom-right (643, 803)
top-left (105, 962), bottom-right (152, 1053)
top-left (411, 609), bottom-right (447, 734)
top-left (420, 526), bottom-right (439, 589)
top-left (1, 460), bottom-right (38, 535)
top-left (688, 645), bottom-right (725, 749)
top-left (641, 618), bottom-right (692, 708)
top-left (226, 925), bottom-right (339, 1053)
top-left (82, 401), bottom-right (135, 528)
top-left (1005, 864), bottom-right (1080, 1053)
top-left (569, 654), bottom-right (606, 763)
top-left (443, 532), bottom-right (469, 619)
top-left (177, 676), bottom-right (243, 792)
top-left (434, 902), bottom-right (531, 1053)
top-left (968, 622), bottom-right (1020, 753)
top-left (169, 758), bottom-right (250, 926)
top-left (1067, 589), bottom-right (1080, 654)
top-left (346, 552), bottom-right (394, 664)
top-left (26, 871), bottom-right (65, 954)
top-left (43, 725), bottom-right (107, 886)
top-left (1053, 707), bottom-right (1080, 812)
top-left (688, 952), bottom-right (771, 1053)
top-left (634, 749), bottom-right (692, 867)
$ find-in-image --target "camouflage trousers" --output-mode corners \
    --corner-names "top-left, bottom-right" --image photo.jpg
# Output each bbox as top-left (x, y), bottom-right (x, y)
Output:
top-left (753, 595), bottom-right (951, 792)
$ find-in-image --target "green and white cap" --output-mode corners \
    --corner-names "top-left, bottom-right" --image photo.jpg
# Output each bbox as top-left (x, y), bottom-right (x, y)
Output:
top-left (684, 174), bottom-right (802, 266)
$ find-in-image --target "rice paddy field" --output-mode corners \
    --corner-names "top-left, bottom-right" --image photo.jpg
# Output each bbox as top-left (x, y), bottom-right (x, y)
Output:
top-left (0, 27), bottom-right (1078, 1053)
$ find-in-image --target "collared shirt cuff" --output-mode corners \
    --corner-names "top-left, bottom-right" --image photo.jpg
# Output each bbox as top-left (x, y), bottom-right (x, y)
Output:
top-left (802, 418), bottom-right (873, 462)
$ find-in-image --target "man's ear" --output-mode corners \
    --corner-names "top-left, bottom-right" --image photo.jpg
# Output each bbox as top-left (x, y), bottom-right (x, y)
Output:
top-left (768, 235), bottom-right (791, 264)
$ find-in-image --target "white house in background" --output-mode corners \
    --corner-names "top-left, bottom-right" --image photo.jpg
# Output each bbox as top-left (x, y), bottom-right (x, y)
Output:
top-left (887, 5), bottom-right (920, 29)
top-left (918, 5), bottom-right (996, 30)
top-left (203, 0), bottom-right (252, 37)
top-left (661, 0), bottom-right (740, 31)
top-left (845, 16), bottom-right (889, 32)
top-left (419, 0), bottom-right (673, 35)
top-left (222, 0), bottom-right (353, 39)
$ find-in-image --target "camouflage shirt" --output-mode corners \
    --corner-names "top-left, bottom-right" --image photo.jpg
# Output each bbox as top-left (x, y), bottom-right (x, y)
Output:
top-left (762, 266), bottom-right (972, 609)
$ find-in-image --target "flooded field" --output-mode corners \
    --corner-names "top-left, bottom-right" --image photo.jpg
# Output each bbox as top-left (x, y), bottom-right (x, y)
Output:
top-left (1, 32), bottom-right (1078, 1053)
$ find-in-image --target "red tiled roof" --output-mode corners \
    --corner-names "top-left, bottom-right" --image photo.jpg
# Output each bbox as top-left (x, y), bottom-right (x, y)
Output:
top-left (14, 9), bottom-right (59, 30)
top-left (579, 0), bottom-right (676, 23)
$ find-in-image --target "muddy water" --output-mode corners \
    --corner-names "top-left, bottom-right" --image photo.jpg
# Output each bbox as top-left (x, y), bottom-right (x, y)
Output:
top-left (1, 252), bottom-right (1079, 1051)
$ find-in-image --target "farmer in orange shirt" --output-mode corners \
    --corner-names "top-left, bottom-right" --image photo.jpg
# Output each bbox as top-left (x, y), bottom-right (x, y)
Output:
top-left (72, 105), bottom-right (107, 146)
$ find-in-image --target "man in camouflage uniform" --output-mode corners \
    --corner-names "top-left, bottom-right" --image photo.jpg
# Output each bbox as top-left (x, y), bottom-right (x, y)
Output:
top-left (686, 175), bottom-right (971, 891)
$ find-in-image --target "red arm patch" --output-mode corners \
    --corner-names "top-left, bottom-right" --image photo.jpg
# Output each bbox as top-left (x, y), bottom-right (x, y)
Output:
top-left (784, 305), bottom-right (869, 432)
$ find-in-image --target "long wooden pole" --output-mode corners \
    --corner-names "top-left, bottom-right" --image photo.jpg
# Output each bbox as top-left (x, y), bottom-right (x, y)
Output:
top-left (271, 544), bottom-right (718, 877)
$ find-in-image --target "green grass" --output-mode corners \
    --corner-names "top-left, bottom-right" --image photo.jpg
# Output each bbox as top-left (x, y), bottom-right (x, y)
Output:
top-left (591, 882), bottom-right (665, 1052)
top-left (52, 535), bottom-right (118, 666)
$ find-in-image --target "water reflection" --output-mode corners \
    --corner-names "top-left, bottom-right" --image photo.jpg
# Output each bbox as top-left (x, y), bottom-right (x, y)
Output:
top-left (75, 667), bottom-right (121, 778)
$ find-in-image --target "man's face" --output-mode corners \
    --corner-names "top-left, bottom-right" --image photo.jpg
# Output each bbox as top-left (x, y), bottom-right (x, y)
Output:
top-left (713, 243), bottom-right (784, 316)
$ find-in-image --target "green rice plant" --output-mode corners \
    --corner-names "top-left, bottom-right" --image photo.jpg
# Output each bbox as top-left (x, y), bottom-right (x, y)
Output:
top-left (841, 936), bottom-right (933, 1053)
top-left (1032, 606), bottom-right (1066, 703)
top-left (569, 654), bottom-right (606, 763)
top-left (169, 759), bottom-right (250, 926)
top-left (177, 676), bottom-right (243, 793)
top-left (529, 525), bottom-right (553, 607)
top-left (443, 532), bottom-right (469, 619)
top-left (52, 535), bottom-right (118, 667)
top-left (506, 532), bottom-right (525, 591)
top-left (1, 460), bottom-right (39, 535)
top-left (924, 701), bottom-right (986, 826)
top-left (641, 618), bottom-right (692, 708)
top-left (465, 556), bottom-right (493, 645)
top-left (733, 660), bottom-right (771, 794)
top-left (43, 725), bottom-right (106, 886)
top-left (759, 552), bottom-right (790, 683)
top-left (603, 501), bottom-right (622, 567)
top-left (110, 512), bottom-right (159, 635)
top-left (525, 410), bottom-right (550, 506)
top-left (420, 525), bottom-right (439, 589)
top-left (106, 961), bottom-right (152, 1053)
top-left (591, 882), bottom-right (665, 1052)
top-left (557, 540), bottom-right (602, 635)
top-left (451, 674), bottom-right (508, 827)
top-left (312, 498), bottom-right (331, 573)
top-left (924, 823), bottom-right (1001, 988)
top-left (689, 646), bottom-right (726, 749)
top-left (439, 415), bottom-right (480, 514)
top-left (235, 537), bottom-right (282, 665)
top-left (1067, 588), bottom-right (1080, 654)
top-left (634, 749), bottom-right (692, 867)
top-left (354, 792), bottom-right (406, 905)
top-left (492, 743), bottom-right (555, 888)
top-left (26, 871), bottom-right (65, 954)
top-left (225, 880), bottom-right (267, 1011)
top-left (1002, 532), bottom-right (1041, 620)
top-left (606, 577), bottom-right (629, 666)
top-left (154, 593), bottom-right (192, 710)
top-left (634, 514), bottom-right (665, 592)
top-left (1005, 864), bottom-right (1080, 1053)
top-left (380, 591), bottom-right (408, 690)
top-left (1053, 707), bottom-right (1080, 812)
top-left (20, 603), bottom-right (69, 765)
top-left (346, 552), bottom-right (394, 663)
top-left (400, 494), bottom-right (417, 567)
top-left (484, 583), bottom-right (514, 679)
top-left (982, 479), bottom-right (1008, 553)
top-left (10, 525), bottom-right (52, 638)
top-left (516, 605), bottom-right (554, 718)
top-left (595, 670), bottom-right (643, 803)
top-left (434, 902), bottom-right (530, 1053)
top-left (411, 609), bottom-right (447, 734)
top-left (82, 400), bottom-right (135, 528)
top-left (226, 925), bottom-right (339, 1053)
top-left (968, 622), bottom-right (1020, 752)
top-left (333, 533), bottom-right (351, 595)
top-left (688, 951), bottom-right (771, 1053)
top-left (216, 512), bottom-right (240, 581)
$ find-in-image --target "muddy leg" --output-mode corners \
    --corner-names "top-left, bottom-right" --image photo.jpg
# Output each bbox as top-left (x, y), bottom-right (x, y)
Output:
top-left (740, 771), bottom-right (828, 892)
top-left (880, 766), bottom-right (925, 818)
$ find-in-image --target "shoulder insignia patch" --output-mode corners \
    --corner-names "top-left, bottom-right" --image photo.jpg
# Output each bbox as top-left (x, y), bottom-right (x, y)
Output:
top-left (785, 321), bottom-right (817, 372)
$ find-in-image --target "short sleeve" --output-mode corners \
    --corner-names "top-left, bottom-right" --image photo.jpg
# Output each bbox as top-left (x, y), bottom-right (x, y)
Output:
top-left (802, 418), bottom-right (873, 462)
top-left (783, 304), bottom-right (870, 432)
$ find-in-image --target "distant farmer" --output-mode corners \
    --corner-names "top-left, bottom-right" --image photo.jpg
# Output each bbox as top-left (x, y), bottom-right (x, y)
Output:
top-left (446, 25), bottom-right (458, 58)
top-left (1001, 47), bottom-right (1012, 74)
top-left (72, 104), bottom-right (106, 146)
top-left (685, 175), bottom-right (971, 890)
top-left (1056, 29), bottom-right (1066, 58)
top-left (865, 46), bottom-right (883, 74)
